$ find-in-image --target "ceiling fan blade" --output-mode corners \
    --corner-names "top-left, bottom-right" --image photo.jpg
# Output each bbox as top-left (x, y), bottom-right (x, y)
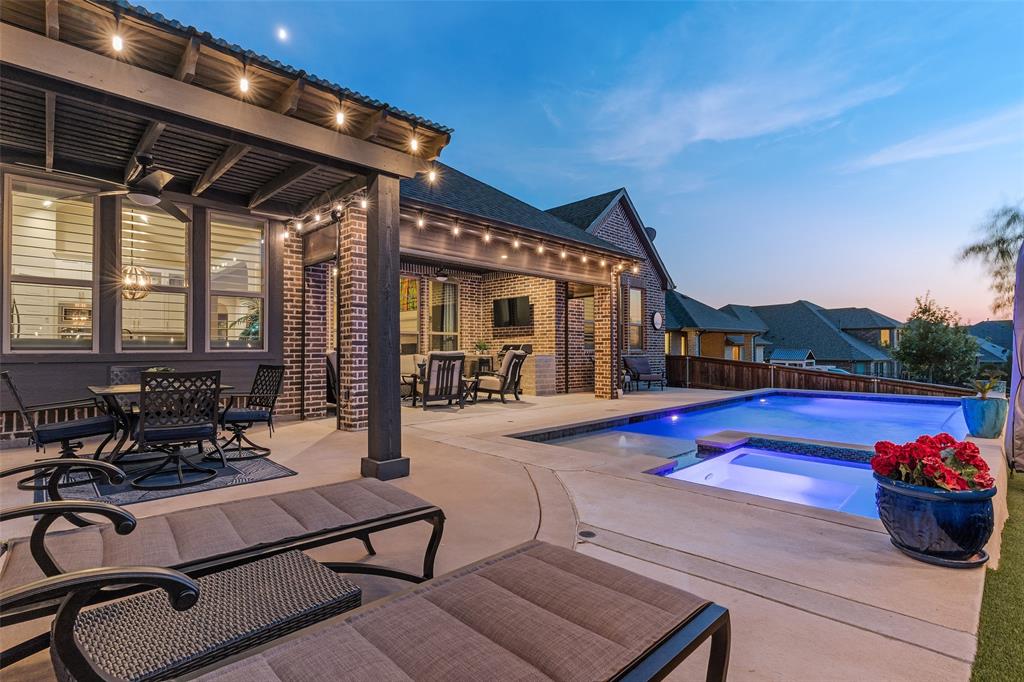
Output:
top-left (157, 198), bottom-right (191, 223)
top-left (60, 189), bottom-right (129, 202)
top-left (134, 170), bottom-right (174, 193)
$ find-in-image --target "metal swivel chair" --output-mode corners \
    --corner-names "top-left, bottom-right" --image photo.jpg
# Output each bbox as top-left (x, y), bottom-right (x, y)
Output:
top-left (131, 371), bottom-right (225, 491)
top-left (1, 371), bottom-right (117, 491)
top-left (214, 364), bottom-right (285, 460)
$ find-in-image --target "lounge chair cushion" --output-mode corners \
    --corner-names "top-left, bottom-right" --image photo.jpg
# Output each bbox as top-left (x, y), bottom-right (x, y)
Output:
top-left (34, 415), bottom-right (116, 445)
top-left (132, 423), bottom-right (217, 442)
top-left (194, 541), bottom-right (710, 682)
top-left (0, 478), bottom-right (434, 594)
top-left (476, 375), bottom-right (503, 391)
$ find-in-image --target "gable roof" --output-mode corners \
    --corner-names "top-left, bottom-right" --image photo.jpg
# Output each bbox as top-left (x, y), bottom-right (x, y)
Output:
top-left (665, 291), bottom-right (763, 333)
top-left (719, 304), bottom-right (768, 331)
top-left (745, 300), bottom-right (892, 363)
top-left (545, 188), bottom-right (674, 290)
top-left (823, 307), bottom-right (903, 330)
top-left (545, 189), bottom-right (624, 230)
top-left (971, 334), bottom-right (1010, 365)
top-left (768, 348), bottom-right (815, 362)
top-left (969, 320), bottom-right (1013, 350)
top-left (400, 164), bottom-right (628, 256)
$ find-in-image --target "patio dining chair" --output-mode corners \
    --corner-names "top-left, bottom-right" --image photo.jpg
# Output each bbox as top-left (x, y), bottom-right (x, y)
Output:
top-left (213, 364), bottom-right (285, 460)
top-left (130, 370), bottom-right (225, 490)
top-left (0, 371), bottom-right (116, 491)
top-left (412, 351), bottom-right (467, 409)
top-left (475, 349), bottom-right (527, 403)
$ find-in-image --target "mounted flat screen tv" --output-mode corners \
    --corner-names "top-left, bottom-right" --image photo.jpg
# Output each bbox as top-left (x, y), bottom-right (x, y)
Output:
top-left (493, 296), bottom-right (531, 327)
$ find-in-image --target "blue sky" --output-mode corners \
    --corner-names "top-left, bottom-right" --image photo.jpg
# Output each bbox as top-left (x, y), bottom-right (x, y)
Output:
top-left (144, 1), bottom-right (1024, 322)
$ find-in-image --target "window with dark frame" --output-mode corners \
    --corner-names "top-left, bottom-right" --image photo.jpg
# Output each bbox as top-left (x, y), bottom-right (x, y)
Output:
top-left (627, 287), bottom-right (643, 353)
top-left (582, 296), bottom-right (595, 351)
top-left (209, 214), bottom-right (266, 350)
top-left (6, 179), bottom-right (96, 351)
top-left (121, 203), bottom-right (189, 350)
top-left (429, 280), bottom-right (458, 351)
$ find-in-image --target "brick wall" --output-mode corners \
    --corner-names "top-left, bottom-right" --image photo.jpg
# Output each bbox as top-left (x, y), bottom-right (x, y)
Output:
top-left (278, 234), bottom-right (328, 419)
top-left (567, 297), bottom-right (595, 392)
top-left (590, 201), bottom-right (666, 379)
top-left (336, 207), bottom-right (369, 429)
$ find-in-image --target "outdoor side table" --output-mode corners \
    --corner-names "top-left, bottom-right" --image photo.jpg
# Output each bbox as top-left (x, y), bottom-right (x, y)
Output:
top-left (51, 550), bottom-right (361, 682)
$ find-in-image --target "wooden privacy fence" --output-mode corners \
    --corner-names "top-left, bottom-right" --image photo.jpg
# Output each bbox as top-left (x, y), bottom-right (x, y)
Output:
top-left (666, 355), bottom-right (975, 398)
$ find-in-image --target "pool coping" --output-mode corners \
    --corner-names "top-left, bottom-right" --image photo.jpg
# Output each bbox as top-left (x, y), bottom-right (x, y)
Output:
top-left (508, 387), bottom-right (967, 444)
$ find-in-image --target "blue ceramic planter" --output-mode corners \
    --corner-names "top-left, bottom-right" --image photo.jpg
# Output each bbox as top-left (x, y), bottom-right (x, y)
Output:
top-left (874, 473), bottom-right (995, 568)
top-left (961, 397), bottom-right (1008, 439)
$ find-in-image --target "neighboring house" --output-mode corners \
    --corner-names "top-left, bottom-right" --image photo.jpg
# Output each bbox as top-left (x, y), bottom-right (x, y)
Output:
top-left (719, 300), bottom-right (903, 376)
top-left (968, 320), bottom-right (1012, 371)
top-left (663, 291), bottom-right (765, 361)
top-left (547, 188), bottom-right (674, 385)
top-left (766, 348), bottom-right (816, 368)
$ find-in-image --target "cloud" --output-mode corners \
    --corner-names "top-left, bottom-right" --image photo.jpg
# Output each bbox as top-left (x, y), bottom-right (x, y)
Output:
top-left (845, 103), bottom-right (1024, 171)
top-left (586, 62), bottom-right (903, 169)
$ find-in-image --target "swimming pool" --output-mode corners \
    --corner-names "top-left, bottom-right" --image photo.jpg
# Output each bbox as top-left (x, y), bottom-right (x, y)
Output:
top-left (537, 392), bottom-right (968, 459)
top-left (663, 446), bottom-right (879, 518)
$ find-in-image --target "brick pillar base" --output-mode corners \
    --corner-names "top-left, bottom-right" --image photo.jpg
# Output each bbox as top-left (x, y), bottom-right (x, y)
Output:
top-left (594, 283), bottom-right (619, 399)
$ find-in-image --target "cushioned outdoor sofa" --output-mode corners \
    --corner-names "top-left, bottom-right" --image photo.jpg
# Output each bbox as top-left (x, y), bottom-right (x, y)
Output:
top-left (0, 459), bottom-right (444, 667)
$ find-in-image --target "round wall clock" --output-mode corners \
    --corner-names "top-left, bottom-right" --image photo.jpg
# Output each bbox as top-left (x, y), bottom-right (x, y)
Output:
top-left (651, 311), bottom-right (664, 330)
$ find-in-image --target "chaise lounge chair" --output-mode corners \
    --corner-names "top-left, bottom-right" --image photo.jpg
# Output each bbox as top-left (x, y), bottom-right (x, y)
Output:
top-left (21, 540), bottom-right (730, 681)
top-left (623, 357), bottom-right (666, 391)
top-left (0, 459), bottom-right (445, 667)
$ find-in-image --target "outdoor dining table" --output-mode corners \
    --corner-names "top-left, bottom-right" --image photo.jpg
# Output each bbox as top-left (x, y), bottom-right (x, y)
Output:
top-left (88, 383), bottom-right (233, 462)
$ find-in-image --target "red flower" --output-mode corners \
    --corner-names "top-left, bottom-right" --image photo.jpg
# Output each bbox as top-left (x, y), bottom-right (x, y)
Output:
top-left (921, 456), bottom-right (943, 478)
top-left (974, 472), bottom-right (995, 489)
top-left (953, 441), bottom-right (980, 463)
top-left (871, 454), bottom-right (897, 476)
top-left (933, 433), bottom-right (957, 449)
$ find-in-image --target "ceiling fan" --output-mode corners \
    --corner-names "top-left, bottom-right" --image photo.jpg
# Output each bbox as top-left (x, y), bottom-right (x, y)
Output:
top-left (63, 154), bottom-right (190, 223)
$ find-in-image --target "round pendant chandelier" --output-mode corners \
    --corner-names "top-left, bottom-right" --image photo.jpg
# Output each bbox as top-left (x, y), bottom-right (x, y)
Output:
top-left (122, 264), bottom-right (152, 300)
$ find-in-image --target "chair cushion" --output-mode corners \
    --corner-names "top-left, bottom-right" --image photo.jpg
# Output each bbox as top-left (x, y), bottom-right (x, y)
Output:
top-left (222, 407), bottom-right (272, 424)
top-left (34, 415), bottom-right (116, 445)
top-left (132, 423), bottom-right (217, 442)
top-left (193, 541), bottom-right (710, 682)
top-left (477, 375), bottom-right (503, 391)
top-left (0, 478), bottom-right (435, 594)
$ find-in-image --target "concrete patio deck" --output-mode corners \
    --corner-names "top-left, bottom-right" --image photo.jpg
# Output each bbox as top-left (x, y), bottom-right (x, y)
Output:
top-left (0, 388), bottom-right (1008, 681)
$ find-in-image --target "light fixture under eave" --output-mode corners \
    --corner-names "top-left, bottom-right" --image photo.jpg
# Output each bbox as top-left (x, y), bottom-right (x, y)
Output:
top-left (482, 228), bottom-right (491, 243)
top-left (409, 133), bottom-right (419, 153)
top-left (512, 236), bottom-right (520, 249)
top-left (599, 258), bottom-right (606, 267)
top-left (416, 211), bottom-right (425, 228)
top-left (434, 267), bottom-right (450, 283)
top-left (560, 249), bottom-right (567, 260)
top-left (122, 264), bottom-right (152, 301)
top-left (335, 110), bottom-right (345, 126)
top-left (239, 76), bottom-right (250, 93)
top-left (112, 33), bottom-right (124, 53)
top-left (359, 197), bottom-right (368, 210)
top-left (536, 242), bottom-right (545, 254)
top-left (452, 220), bottom-right (461, 236)
top-left (632, 264), bottom-right (640, 274)
top-left (427, 168), bottom-right (438, 184)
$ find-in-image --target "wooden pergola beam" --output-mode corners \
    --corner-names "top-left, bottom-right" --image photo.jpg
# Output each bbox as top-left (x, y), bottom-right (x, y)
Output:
top-left (44, 0), bottom-right (59, 40)
top-left (0, 24), bottom-right (426, 179)
top-left (247, 161), bottom-right (317, 209)
top-left (355, 110), bottom-right (387, 141)
top-left (295, 175), bottom-right (366, 217)
top-left (272, 77), bottom-right (305, 117)
top-left (192, 143), bottom-right (250, 196)
top-left (44, 92), bottom-right (55, 170)
top-left (125, 36), bottom-right (201, 183)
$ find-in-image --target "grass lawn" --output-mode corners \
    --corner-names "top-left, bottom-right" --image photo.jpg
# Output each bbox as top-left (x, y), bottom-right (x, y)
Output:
top-left (971, 470), bottom-right (1023, 682)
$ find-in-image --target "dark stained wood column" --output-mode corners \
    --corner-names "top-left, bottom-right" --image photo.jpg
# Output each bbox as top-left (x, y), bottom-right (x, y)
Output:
top-left (361, 172), bottom-right (409, 479)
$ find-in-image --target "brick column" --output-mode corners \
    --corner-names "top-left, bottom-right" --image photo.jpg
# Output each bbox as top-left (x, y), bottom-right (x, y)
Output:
top-left (337, 205), bottom-right (369, 430)
top-left (278, 230), bottom-right (304, 416)
top-left (279, 237), bottom-right (328, 419)
top-left (593, 282), bottom-right (619, 399)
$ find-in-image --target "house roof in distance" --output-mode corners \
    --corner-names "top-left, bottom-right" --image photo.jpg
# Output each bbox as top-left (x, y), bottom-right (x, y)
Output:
top-left (546, 189), bottom-right (624, 230)
top-left (969, 320), bottom-right (1013, 350)
top-left (733, 300), bottom-right (892, 363)
top-left (665, 291), bottom-right (764, 333)
top-left (823, 307), bottom-right (904, 329)
top-left (971, 335), bottom-right (1010, 365)
top-left (401, 164), bottom-right (629, 256)
top-left (768, 348), bottom-right (815, 362)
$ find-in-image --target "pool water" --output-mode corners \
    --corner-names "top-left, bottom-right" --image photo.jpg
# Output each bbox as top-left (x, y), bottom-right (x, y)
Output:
top-left (550, 393), bottom-right (968, 459)
top-left (664, 446), bottom-right (879, 518)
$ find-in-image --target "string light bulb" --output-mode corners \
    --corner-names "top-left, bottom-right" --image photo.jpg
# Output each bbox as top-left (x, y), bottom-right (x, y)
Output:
top-left (452, 220), bottom-right (461, 236)
top-left (482, 229), bottom-right (491, 243)
top-left (599, 258), bottom-right (606, 267)
top-left (112, 33), bottom-right (124, 53)
top-left (359, 197), bottom-right (368, 209)
top-left (313, 212), bottom-right (321, 222)
top-left (335, 110), bottom-right (345, 126)
top-left (427, 168), bottom-right (438, 184)
top-left (632, 264), bottom-right (640, 274)
top-left (239, 74), bottom-right (250, 93)
top-left (581, 254), bottom-right (588, 263)
top-left (409, 131), bottom-right (419, 152)
top-left (560, 249), bottom-right (567, 259)
top-left (536, 242), bottom-right (545, 254)
top-left (512, 236), bottom-right (520, 249)
top-left (416, 211), bottom-right (425, 228)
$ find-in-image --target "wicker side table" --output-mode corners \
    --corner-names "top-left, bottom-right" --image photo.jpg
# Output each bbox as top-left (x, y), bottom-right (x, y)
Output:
top-left (52, 551), bottom-right (361, 682)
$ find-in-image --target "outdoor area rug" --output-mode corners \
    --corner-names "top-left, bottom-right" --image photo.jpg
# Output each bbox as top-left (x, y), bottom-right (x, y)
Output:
top-left (32, 446), bottom-right (296, 507)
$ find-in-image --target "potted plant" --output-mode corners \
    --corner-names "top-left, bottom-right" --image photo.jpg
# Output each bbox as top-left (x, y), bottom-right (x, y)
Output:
top-left (474, 340), bottom-right (490, 354)
top-left (960, 370), bottom-right (1008, 438)
top-left (872, 433), bottom-right (996, 568)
